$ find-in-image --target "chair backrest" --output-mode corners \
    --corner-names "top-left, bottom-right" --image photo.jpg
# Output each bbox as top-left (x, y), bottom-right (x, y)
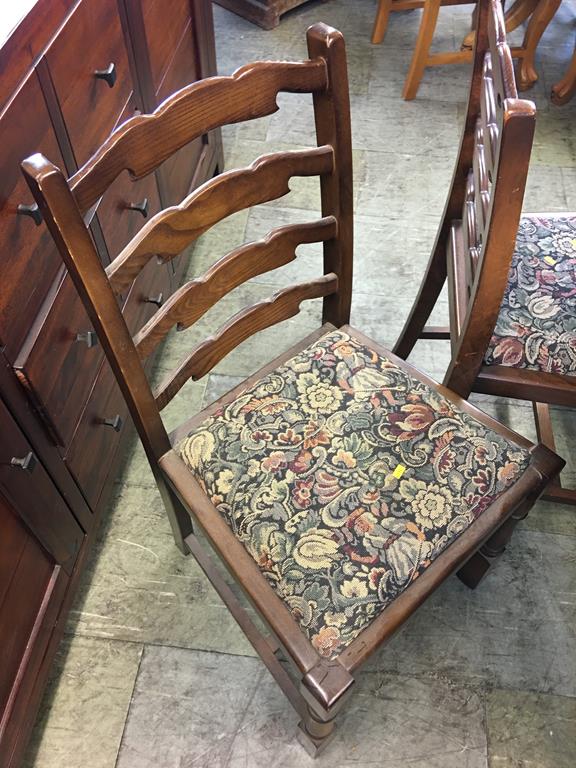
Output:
top-left (21, 24), bottom-right (352, 472)
top-left (440, 0), bottom-right (536, 395)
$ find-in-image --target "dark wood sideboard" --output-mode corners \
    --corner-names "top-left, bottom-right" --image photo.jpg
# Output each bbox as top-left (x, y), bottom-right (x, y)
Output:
top-left (0, 1), bottom-right (223, 765)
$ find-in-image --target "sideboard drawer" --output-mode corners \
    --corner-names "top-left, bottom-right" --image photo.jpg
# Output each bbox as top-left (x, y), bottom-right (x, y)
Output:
top-left (0, 72), bottom-right (67, 362)
top-left (123, 254), bottom-right (173, 336)
top-left (142, 0), bottom-right (194, 94)
top-left (0, 400), bottom-right (84, 572)
top-left (66, 359), bottom-right (127, 509)
top-left (14, 275), bottom-right (104, 448)
top-left (97, 161), bottom-right (162, 260)
top-left (44, 0), bottom-right (133, 168)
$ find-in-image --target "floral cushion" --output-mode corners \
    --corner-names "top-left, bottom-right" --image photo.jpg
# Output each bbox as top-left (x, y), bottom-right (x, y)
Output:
top-left (177, 329), bottom-right (530, 658)
top-left (485, 214), bottom-right (576, 375)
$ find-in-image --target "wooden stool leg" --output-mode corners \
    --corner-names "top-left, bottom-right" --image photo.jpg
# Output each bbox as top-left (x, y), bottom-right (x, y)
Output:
top-left (402, 0), bottom-right (441, 100)
top-left (517, 0), bottom-right (562, 90)
top-left (461, 0), bottom-right (539, 54)
top-left (551, 46), bottom-right (576, 105)
top-left (372, 0), bottom-right (393, 44)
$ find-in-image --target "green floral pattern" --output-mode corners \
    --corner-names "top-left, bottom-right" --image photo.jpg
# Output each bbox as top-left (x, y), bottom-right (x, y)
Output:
top-left (177, 330), bottom-right (530, 658)
top-left (485, 214), bottom-right (576, 375)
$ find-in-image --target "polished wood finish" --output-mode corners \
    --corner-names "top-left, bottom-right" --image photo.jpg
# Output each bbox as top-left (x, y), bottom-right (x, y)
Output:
top-left (0, 73), bottom-right (67, 361)
top-left (393, 0), bottom-right (575, 502)
top-left (0, 0), bottom-right (222, 762)
top-left (23, 22), bottom-right (562, 756)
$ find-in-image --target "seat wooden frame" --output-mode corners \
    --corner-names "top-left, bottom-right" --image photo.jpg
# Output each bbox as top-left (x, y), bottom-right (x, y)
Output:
top-left (393, 0), bottom-right (575, 505)
top-left (23, 21), bottom-right (562, 756)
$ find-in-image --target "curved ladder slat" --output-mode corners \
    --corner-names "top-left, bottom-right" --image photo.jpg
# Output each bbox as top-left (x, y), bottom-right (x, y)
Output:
top-left (134, 217), bottom-right (338, 360)
top-left (106, 146), bottom-right (335, 292)
top-left (70, 59), bottom-right (328, 213)
top-left (154, 273), bottom-right (338, 409)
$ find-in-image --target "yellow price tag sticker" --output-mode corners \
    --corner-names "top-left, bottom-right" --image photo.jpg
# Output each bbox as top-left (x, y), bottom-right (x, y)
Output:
top-left (392, 464), bottom-right (406, 479)
top-left (544, 256), bottom-right (557, 266)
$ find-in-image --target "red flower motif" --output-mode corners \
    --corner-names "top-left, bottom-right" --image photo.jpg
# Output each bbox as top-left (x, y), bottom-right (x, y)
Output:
top-left (387, 402), bottom-right (436, 440)
top-left (289, 449), bottom-right (313, 474)
top-left (293, 478), bottom-right (314, 508)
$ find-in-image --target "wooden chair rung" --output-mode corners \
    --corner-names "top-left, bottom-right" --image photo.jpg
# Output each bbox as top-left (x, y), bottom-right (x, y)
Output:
top-left (421, 325), bottom-right (450, 339)
top-left (184, 532), bottom-right (307, 718)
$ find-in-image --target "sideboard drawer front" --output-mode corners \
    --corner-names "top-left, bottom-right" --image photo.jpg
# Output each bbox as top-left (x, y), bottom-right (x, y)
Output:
top-left (156, 22), bottom-right (203, 205)
top-left (14, 275), bottom-right (104, 448)
top-left (66, 360), bottom-right (127, 509)
top-left (98, 163), bottom-right (162, 260)
top-left (0, 72), bottom-right (67, 362)
top-left (45, 0), bottom-right (133, 168)
top-left (0, 401), bottom-right (84, 571)
top-left (142, 0), bottom-right (194, 94)
top-left (0, 494), bottom-right (55, 715)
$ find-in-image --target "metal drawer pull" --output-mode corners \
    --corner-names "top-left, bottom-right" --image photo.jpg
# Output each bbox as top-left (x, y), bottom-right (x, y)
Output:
top-left (10, 452), bottom-right (37, 472)
top-left (94, 62), bottom-right (117, 88)
top-left (76, 331), bottom-right (99, 348)
top-left (102, 415), bottom-right (123, 432)
top-left (145, 293), bottom-right (164, 308)
top-left (126, 198), bottom-right (149, 218)
top-left (17, 203), bottom-right (43, 226)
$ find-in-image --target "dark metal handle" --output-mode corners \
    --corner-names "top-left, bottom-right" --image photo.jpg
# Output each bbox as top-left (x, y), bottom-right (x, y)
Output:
top-left (126, 198), bottom-right (149, 218)
top-left (17, 203), bottom-right (42, 226)
top-left (94, 62), bottom-right (117, 88)
top-left (11, 452), bottom-right (37, 472)
top-left (145, 293), bottom-right (164, 308)
top-left (102, 415), bottom-right (123, 432)
top-left (75, 331), bottom-right (99, 348)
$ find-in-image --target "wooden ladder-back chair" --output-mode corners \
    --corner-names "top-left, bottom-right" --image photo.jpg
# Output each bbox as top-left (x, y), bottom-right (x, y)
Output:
top-left (23, 22), bottom-right (563, 756)
top-left (394, 0), bottom-right (576, 504)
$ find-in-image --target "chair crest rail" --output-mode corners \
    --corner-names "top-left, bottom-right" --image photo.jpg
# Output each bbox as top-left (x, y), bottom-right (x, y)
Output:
top-left (134, 217), bottom-right (338, 360)
top-left (106, 147), bottom-right (335, 291)
top-left (70, 58), bottom-right (329, 213)
top-left (154, 273), bottom-right (339, 408)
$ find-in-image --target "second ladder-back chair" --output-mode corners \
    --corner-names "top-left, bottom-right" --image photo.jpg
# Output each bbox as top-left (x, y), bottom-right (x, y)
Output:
top-left (23, 22), bottom-right (563, 756)
top-left (394, 0), bottom-right (576, 504)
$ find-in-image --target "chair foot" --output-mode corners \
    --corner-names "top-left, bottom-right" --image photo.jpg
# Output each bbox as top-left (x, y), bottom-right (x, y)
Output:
top-left (297, 706), bottom-right (337, 757)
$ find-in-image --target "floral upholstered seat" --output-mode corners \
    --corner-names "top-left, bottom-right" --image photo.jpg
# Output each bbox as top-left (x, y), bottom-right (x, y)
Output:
top-left (177, 329), bottom-right (531, 659)
top-left (485, 214), bottom-right (576, 375)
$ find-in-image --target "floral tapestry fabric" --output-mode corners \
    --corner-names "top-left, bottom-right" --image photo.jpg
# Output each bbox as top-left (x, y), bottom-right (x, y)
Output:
top-left (485, 214), bottom-right (576, 375)
top-left (177, 329), bottom-right (530, 658)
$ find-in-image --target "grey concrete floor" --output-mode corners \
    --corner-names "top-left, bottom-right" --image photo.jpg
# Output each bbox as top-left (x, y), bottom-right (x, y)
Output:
top-left (25, 1), bottom-right (576, 766)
